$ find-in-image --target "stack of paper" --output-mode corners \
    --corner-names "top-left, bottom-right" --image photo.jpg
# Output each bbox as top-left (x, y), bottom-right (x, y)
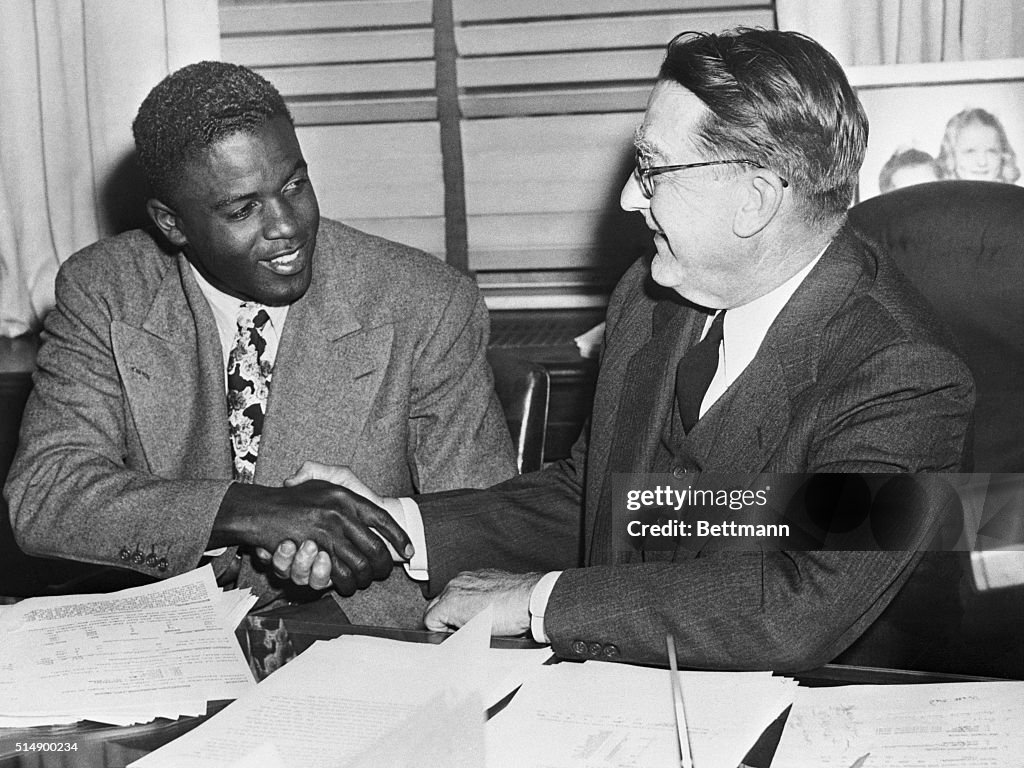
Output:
top-left (130, 607), bottom-right (551, 768)
top-left (772, 680), bottom-right (1024, 767)
top-left (487, 663), bottom-right (797, 768)
top-left (133, 603), bottom-right (797, 768)
top-left (0, 565), bottom-right (256, 727)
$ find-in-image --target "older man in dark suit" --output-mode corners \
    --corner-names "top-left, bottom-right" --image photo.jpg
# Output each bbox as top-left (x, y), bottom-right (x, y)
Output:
top-left (277, 28), bottom-right (976, 670)
top-left (4, 62), bottom-right (516, 623)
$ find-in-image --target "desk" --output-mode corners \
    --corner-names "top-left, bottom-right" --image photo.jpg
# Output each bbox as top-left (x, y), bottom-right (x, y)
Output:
top-left (0, 599), bottom-right (1005, 768)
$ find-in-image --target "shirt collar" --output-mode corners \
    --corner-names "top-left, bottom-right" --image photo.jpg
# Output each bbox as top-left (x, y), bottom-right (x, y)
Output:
top-left (718, 246), bottom-right (825, 384)
top-left (190, 264), bottom-right (290, 331)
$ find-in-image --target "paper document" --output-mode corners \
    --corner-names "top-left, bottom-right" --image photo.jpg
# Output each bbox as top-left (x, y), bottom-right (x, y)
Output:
top-left (574, 321), bottom-right (605, 359)
top-left (131, 609), bottom-right (549, 768)
top-left (772, 680), bottom-right (1024, 767)
top-left (0, 565), bottom-right (255, 727)
top-left (486, 662), bottom-right (796, 768)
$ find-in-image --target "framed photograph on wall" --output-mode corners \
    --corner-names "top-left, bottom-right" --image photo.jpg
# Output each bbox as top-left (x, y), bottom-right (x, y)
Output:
top-left (847, 59), bottom-right (1024, 202)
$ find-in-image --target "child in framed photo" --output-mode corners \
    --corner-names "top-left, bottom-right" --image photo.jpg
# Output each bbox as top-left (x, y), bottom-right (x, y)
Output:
top-left (937, 107), bottom-right (1021, 184)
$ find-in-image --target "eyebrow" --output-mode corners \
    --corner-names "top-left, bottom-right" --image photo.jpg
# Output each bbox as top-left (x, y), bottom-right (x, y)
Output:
top-left (632, 126), bottom-right (663, 161)
top-left (212, 158), bottom-right (309, 210)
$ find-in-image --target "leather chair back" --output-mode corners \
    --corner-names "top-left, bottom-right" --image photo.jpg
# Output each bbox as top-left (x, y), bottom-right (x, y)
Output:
top-left (844, 181), bottom-right (1024, 678)
top-left (486, 348), bottom-right (550, 473)
top-left (848, 180), bottom-right (1024, 473)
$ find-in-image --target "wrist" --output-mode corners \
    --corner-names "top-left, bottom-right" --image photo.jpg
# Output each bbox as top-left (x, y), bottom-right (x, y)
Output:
top-left (210, 482), bottom-right (263, 548)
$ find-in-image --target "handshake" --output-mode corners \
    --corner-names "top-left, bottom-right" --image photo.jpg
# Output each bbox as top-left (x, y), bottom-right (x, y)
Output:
top-left (215, 462), bottom-right (410, 596)
top-left (216, 461), bottom-right (542, 637)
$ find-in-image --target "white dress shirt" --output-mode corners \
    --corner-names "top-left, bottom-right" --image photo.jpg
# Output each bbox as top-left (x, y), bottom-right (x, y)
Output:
top-left (193, 266), bottom-right (288, 557)
top-left (191, 265), bottom-right (288, 378)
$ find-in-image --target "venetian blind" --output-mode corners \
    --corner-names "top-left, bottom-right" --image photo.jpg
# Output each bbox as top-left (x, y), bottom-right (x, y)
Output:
top-left (219, 0), bottom-right (777, 305)
top-left (220, 0), bottom-right (446, 257)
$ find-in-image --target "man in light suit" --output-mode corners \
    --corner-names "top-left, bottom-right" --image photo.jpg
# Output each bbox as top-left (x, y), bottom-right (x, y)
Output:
top-left (4, 61), bottom-right (516, 622)
top-left (276, 28), bottom-right (976, 670)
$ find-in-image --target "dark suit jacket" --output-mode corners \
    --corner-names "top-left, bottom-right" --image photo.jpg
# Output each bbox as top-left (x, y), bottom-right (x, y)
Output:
top-left (5, 219), bottom-right (517, 618)
top-left (419, 226), bottom-right (975, 671)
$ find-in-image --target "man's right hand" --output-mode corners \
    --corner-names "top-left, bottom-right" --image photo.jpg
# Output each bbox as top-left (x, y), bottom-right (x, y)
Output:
top-left (212, 480), bottom-right (413, 596)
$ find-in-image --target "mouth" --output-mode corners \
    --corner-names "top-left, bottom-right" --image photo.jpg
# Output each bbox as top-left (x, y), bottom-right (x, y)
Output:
top-left (260, 245), bottom-right (307, 276)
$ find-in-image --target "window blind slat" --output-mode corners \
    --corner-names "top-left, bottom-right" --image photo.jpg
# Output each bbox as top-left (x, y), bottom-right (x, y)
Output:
top-left (458, 49), bottom-right (664, 89)
top-left (222, 28), bottom-right (434, 67)
top-left (455, 11), bottom-right (775, 56)
top-left (452, 0), bottom-right (771, 23)
top-left (290, 97), bottom-right (437, 125)
top-left (460, 87), bottom-right (648, 119)
top-left (254, 61), bottom-right (435, 96)
top-left (220, 0), bottom-right (432, 34)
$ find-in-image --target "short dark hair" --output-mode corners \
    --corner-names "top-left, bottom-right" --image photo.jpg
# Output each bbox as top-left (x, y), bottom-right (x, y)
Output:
top-left (658, 28), bottom-right (868, 225)
top-left (132, 61), bottom-right (292, 203)
top-left (878, 148), bottom-right (941, 193)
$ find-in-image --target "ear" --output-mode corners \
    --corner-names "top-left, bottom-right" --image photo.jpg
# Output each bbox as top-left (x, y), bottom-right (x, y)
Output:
top-left (732, 171), bottom-right (785, 238)
top-left (146, 198), bottom-right (188, 248)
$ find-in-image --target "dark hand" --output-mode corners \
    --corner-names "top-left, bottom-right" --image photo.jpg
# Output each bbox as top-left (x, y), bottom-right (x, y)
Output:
top-left (213, 480), bottom-right (414, 595)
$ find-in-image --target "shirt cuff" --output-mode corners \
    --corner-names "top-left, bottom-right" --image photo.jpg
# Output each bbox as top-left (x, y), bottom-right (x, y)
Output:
top-left (528, 571), bottom-right (562, 644)
top-left (382, 496), bottom-right (428, 581)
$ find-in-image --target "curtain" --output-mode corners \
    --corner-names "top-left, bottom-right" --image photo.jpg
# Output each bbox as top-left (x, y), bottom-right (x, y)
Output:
top-left (776, 0), bottom-right (1024, 66)
top-left (0, 0), bottom-right (219, 337)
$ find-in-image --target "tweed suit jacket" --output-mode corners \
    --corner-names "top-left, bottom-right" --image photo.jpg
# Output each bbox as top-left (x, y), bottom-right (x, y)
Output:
top-left (419, 225), bottom-right (974, 671)
top-left (6, 218), bottom-right (517, 616)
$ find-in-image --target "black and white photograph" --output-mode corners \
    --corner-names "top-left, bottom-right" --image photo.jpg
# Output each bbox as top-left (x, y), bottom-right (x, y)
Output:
top-left (1, 2), bottom-right (1023, 766)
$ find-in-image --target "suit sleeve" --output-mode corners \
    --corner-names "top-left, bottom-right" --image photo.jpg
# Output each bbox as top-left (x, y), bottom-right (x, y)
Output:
top-left (542, 341), bottom-right (974, 671)
top-left (4, 261), bottom-right (229, 577)
top-left (406, 278), bottom-right (518, 492)
top-left (416, 266), bottom-right (640, 592)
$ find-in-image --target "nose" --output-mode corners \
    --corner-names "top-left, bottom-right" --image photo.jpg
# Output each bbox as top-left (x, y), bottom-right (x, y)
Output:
top-left (620, 170), bottom-right (648, 212)
top-left (263, 197), bottom-right (300, 240)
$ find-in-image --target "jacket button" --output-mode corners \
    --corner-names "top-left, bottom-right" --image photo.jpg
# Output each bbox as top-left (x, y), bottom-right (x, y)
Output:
top-left (119, 547), bottom-right (131, 561)
top-left (602, 644), bottom-right (620, 659)
top-left (131, 550), bottom-right (145, 565)
top-left (570, 640), bottom-right (587, 656)
top-left (587, 642), bottom-right (602, 657)
top-left (157, 557), bottom-right (169, 572)
top-left (672, 466), bottom-right (688, 479)
top-left (146, 553), bottom-right (158, 567)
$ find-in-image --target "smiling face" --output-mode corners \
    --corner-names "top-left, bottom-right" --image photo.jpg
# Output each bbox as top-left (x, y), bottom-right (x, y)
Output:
top-left (619, 81), bottom-right (752, 308)
top-left (150, 116), bottom-right (320, 306)
top-left (953, 122), bottom-right (1003, 181)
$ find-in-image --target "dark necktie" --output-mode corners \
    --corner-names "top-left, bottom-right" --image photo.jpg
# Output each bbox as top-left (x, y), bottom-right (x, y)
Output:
top-left (675, 310), bottom-right (726, 432)
top-left (227, 303), bottom-right (273, 483)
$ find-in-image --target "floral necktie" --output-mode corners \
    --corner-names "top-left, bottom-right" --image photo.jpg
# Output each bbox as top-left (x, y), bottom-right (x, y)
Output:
top-left (227, 303), bottom-right (273, 483)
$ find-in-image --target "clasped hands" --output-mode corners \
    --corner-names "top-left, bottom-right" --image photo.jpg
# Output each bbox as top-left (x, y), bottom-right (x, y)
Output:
top-left (256, 462), bottom-right (541, 636)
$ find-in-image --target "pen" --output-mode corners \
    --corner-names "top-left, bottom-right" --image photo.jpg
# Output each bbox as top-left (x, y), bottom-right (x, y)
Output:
top-left (666, 634), bottom-right (694, 768)
top-left (848, 752), bottom-right (870, 768)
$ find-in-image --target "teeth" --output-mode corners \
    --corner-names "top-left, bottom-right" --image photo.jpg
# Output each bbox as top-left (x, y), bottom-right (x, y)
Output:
top-left (270, 250), bottom-right (299, 266)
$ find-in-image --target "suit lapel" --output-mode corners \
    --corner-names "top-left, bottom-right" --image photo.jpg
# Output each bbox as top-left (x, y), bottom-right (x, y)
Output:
top-left (586, 292), bottom-right (705, 562)
top-left (684, 226), bottom-right (872, 472)
top-left (667, 228), bottom-right (874, 555)
top-left (111, 257), bottom-right (231, 479)
top-left (255, 239), bottom-right (393, 486)
top-left (687, 350), bottom-right (792, 471)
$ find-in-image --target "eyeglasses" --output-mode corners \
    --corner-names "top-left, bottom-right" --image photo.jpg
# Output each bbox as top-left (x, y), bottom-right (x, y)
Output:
top-left (634, 152), bottom-right (788, 198)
